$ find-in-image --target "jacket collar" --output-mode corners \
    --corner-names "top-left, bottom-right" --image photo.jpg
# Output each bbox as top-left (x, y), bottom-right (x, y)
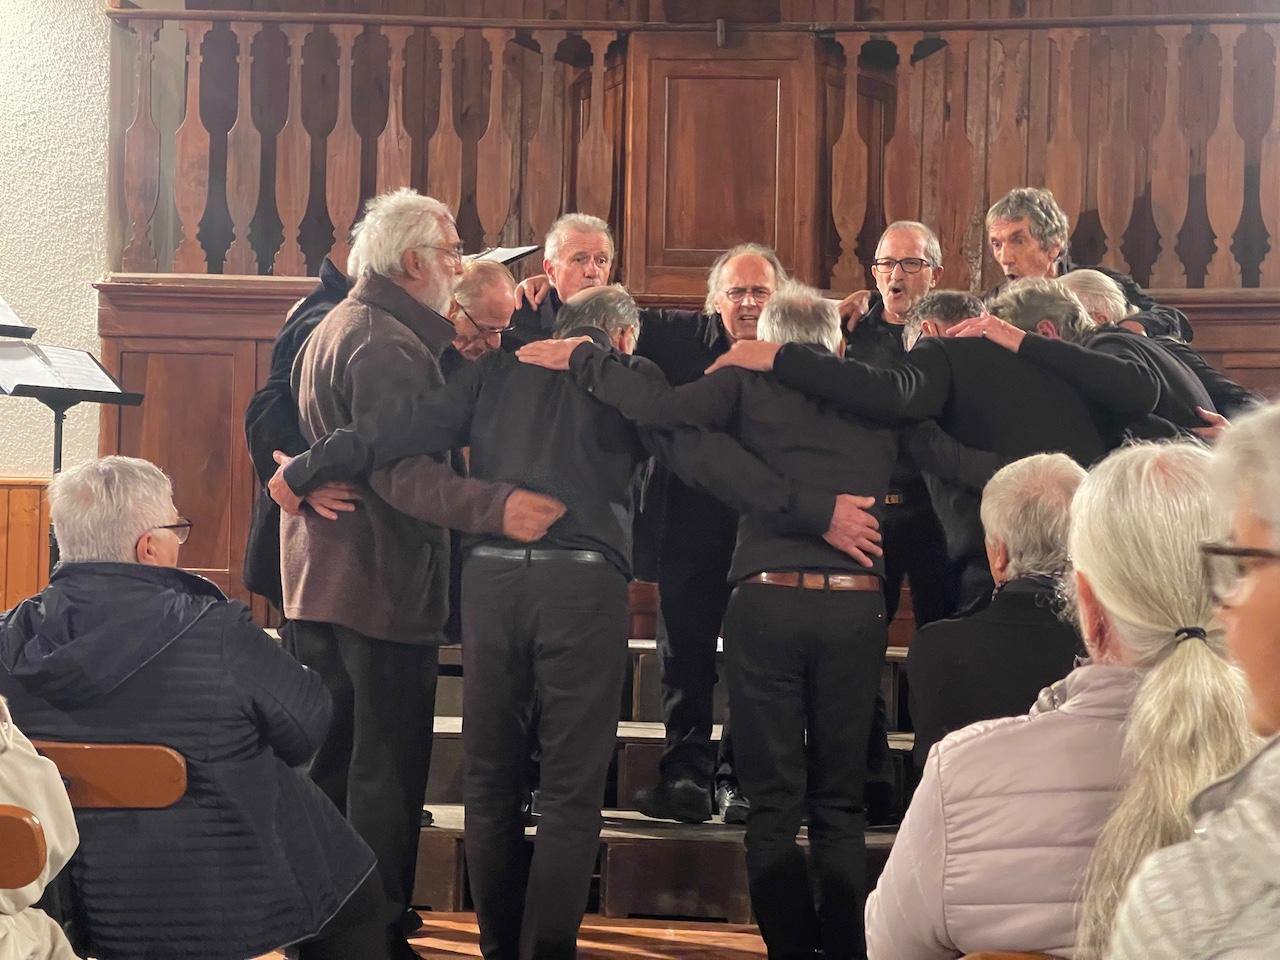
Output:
top-left (351, 272), bottom-right (456, 356)
top-left (1032, 663), bottom-right (1142, 721)
top-left (562, 325), bottom-right (614, 350)
top-left (1190, 733), bottom-right (1280, 819)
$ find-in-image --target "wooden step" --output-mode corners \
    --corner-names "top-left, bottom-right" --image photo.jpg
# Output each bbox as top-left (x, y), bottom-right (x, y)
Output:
top-left (411, 804), bottom-right (898, 923)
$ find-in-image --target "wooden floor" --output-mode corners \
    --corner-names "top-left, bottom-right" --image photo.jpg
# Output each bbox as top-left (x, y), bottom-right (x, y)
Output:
top-left (258, 912), bottom-right (767, 958)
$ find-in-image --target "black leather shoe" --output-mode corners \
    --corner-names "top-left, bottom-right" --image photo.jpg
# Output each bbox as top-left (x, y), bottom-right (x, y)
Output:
top-left (635, 778), bottom-right (712, 823)
top-left (864, 780), bottom-right (899, 827)
top-left (715, 783), bottom-right (749, 825)
top-left (420, 808), bottom-right (434, 828)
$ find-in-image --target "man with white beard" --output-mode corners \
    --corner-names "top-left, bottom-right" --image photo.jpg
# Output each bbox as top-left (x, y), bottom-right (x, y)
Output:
top-left (279, 189), bottom-right (565, 959)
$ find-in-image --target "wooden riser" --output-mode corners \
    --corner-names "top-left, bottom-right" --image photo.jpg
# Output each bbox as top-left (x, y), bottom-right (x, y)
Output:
top-left (410, 806), bottom-right (896, 924)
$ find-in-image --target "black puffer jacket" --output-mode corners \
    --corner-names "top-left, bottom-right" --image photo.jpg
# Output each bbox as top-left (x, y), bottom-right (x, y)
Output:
top-left (0, 562), bottom-right (374, 960)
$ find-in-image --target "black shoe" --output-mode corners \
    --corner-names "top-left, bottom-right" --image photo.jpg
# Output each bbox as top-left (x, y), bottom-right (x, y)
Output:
top-left (420, 808), bottom-right (434, 828)
top-left (521, 790), bottom-right (540, 827)
top-left (715, 783), bottom-right (749, 825)
top-left (635, 778), bottom-right (712, 823)
top-left (397, 908), bottom-right (424, 936)
top-left (864, 780), bottom-right (899, 828)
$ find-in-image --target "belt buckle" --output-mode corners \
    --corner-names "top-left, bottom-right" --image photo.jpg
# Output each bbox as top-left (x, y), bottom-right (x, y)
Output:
top-left (884, 493), bottom-right (904, 506)
top-left (801, 572), bottom-right (826, 590)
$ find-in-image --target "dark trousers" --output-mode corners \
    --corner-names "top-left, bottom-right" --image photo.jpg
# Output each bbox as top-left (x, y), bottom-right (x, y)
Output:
top-left (288, 621), bottom-right (439, 925)
top-left (724, 584), bottom-right (887, 960)
top-left (461, 553), bottom-right (629, 960)
top-left (657, 484), bottom-right (738, 788)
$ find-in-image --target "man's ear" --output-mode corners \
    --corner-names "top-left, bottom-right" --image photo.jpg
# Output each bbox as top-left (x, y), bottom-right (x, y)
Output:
top-left (921, 319), bottom-right (941, 339)
top-left (135, 531), bottom-right (159, 566)
top-left (1035, 319), bottom-right (1061, 339)
top-left (542, 257), bottom-right (557, 286)
top-left (835, 339), bottom-right (846, 358)
top-left (401, 248), bottom-right (426, 280)
top-left (929, 265), bottom-right (943, 289)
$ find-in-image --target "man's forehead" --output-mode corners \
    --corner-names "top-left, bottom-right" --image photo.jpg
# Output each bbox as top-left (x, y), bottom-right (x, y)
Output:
top-left (989, 217), bottom-right (1030, 239)
top-left (721, 255), bottom-right (774, 285)
top-left (876, 228), bottom-right (929, 257)
top-left (558, 230), bottom-right (611, 252)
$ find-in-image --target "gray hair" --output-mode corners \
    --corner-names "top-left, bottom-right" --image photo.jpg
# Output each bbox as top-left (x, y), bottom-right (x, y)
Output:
top-left (1212, 400), bottom-right (1280, 538)
top-left (877, 220), bottom-right (942, 266)
top-left (48, 456), bottom-right (176, 563)
top-left (904, 290), bottom-right (984, 349)
top-left (553, 284), bottom-right (639, 339)
top-left (986, 186), bottom-right (1070, 253)
top-left (704, 243), bottom-right (790, 316)
top-left (544, 213), bottom-right (614, 264)
top-left (988, 277), bottom-right (1095, 342)
top-left (1071, 443), bottom-right (1255, 960)
top-left (756, 282), bottom-right (842, 354)
top-left (1058, 269), bottom-right (1133, 326)
top-left (980, 453), bottom-right (1086, 580)
top-left (454, 259), bottom-right (515, 310)
top-left (347, 188), bottom-right (453, 279)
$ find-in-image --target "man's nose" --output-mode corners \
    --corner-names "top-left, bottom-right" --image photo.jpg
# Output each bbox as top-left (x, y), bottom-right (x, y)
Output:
top-left (740, 291), bottom-right (762, 305)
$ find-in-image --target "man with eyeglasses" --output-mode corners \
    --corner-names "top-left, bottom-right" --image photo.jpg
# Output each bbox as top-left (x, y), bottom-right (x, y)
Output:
top-left (274, 189), bottom-right (567, 960)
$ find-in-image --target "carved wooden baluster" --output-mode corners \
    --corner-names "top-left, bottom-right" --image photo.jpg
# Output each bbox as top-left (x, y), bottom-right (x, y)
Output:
top-left (574, 30), bottom-right (615, 219)
top-left (524, 30), bottom-right (567, 241)
top-left (1149, 26), bottom-right (1190, 288)
top-left (273, 23), bottom-right (310, 275)
top-left (1043, 29), bottom-right (1085, 252)
top-left (426, 27), bottom-right (464, 214)
top-left (476, 28), bottom-right (515, 247)
top-left (122, 21), bottom-right (161, 272)
top-left (173, 21), bottom-right (211, 273)
top-left (938, 33), bottom-right (977, 292)
top-left (224, 22), bottom-right (262, 275)
top-left (1260, 25), bottom-right (1280, 285)
top-left (1096, 31), bottom-right (1135, 271)
top-left (986, 31), bottom-right (1030, 213)
top-left (830, 33), bottom-right (868, 291)
top-left (882, 32), bottom-right (922, 223)
top-left (966, 17), bottom-right (992, 289)
top-left (1205, 25), bottom-right (1245, 288)
top-left (376, 26), bottom-right (414, 193)
top-left (326, 25), bottom-right (361, 271)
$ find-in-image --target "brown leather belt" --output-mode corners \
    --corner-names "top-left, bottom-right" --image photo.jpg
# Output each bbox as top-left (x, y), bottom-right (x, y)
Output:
top-left (743, 571), bottom-right (881, 592)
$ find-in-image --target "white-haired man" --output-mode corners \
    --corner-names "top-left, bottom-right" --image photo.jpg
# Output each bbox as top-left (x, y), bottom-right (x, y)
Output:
top-left (517, 283), bottom-right (898, 959)
top-left (274, 188), bottom-right (565, 959)
top-left (505, 212), bottom-right (615, 349)
top-left (906, 453), bottom-right (1085, 770)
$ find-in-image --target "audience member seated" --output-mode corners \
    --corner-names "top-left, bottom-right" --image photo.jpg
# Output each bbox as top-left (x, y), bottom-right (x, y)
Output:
top-left (0, 456), bottom-right (375, 960)
top-left (907, 453), bottom-right (1085, 771)
top-left (0, 697), bottom-right (79, 960)
top-left (1110, 401), bottom-right (1280, 958)
top-left (865, 442), bottom-right (1255, 960)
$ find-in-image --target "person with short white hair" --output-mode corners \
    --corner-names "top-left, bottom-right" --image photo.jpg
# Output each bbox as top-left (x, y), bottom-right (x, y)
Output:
top-left (506, 212), bottom-right (615, 349)
top-left (1057, 267), bottom-right (1131, 327)
top-left (271, 188), bottom-right (566, 959)
top-left (867, 442), bottom-right (1255, 960)
top-left (1110, 401), bottom-right (1280, 960)
top-left (0, 456), bottom-right (374, 960)
top-left (905, 452), bottom-right (1086, 769)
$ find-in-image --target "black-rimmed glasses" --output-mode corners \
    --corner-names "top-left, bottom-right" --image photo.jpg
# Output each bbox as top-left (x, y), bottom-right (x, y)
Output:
top-left (1201, 541), bottom-right (1280, 605)
top-left (423, 243), bottom-right (466, 264)
top-left (153, 518), bottom-right (193, 545)
top-left (459, 305), bottom-right (511, 338)
top-left (871, 257), bottom-right (933, 275)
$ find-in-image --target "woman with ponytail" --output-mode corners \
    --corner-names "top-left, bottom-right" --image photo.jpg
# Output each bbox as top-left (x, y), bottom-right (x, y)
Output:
top-left (1110, 403), bottom-right (1280, 959)
top-left (1070, 442), bottom-right (1255, 960)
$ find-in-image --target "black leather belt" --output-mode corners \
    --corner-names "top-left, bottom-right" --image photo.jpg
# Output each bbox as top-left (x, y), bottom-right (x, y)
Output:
top-left (469, 545), bottom-right (609, 565)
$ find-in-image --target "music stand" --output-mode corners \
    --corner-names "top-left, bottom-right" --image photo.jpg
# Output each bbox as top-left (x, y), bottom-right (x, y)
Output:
top-left (0, 338), bottom-right (144, 572)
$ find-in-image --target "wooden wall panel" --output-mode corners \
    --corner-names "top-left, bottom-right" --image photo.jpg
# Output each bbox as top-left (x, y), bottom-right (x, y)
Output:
top-left (0, 481), bottom-right (50, 612)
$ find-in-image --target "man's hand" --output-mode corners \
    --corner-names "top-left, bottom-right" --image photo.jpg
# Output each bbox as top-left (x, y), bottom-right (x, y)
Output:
top-left (705, 340), bottom-right (782, 375)
top-left (516, 336), bottom-right (592, 371)
top-left (502, 489), bottom-right (568, 542)
top-left (822, 494), bottom-right (883, 568)
top-left (1193, 406), bottom-right (1230, 443)
top-left (838, 290), bottom-right (873, 332)
top-left (515, 274), bottom-right (551, 309)
top-left (946, 312), bottom-right (1026, 352)
top-left (269, 450), bottom-right (361, 520)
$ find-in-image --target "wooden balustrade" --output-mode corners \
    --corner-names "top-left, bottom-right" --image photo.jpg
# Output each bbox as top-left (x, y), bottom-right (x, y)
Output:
top-left (108, 10), bottom-right (1280, 294)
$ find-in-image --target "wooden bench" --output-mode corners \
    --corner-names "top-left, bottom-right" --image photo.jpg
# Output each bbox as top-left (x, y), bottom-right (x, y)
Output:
top-left (31, 742), bottom-right (187, 809)
top-left (0, 804), bottom-right (46, 889)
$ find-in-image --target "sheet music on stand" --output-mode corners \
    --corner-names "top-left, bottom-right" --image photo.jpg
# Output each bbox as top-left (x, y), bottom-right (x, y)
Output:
top-left (0, 340), bottom-right (140, 404)
top-left (0, 293), bottom-right (36, 339)
top-left (464, 245), bottom-right (541, 267)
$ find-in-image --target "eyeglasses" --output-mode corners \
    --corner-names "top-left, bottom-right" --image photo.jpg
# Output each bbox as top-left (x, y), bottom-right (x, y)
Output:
top-left (422, 243), bottom-right (466, 265)
top-left (152, 518), bottom-right (193, 545)
top-left (871, 257), bottom-right (934, 275)
top-left (458, 304), bottom-right (511, 339)
top-left (1201, 541), bottom-right (1280, 606)
top-left (723, 287), bottom-right (773, 305)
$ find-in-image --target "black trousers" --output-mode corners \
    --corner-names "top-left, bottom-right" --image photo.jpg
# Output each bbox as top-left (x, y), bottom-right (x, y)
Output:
top-left (288, 621), bottom-right (439, 925)
top-left (881, 500), bottom-right (958, 625)
top-left (657, 483), bottom-right (738, 788)
top-left (724, 583), bottom-right (887, 960)
top-left (461, 552), bottom-right (629, 960)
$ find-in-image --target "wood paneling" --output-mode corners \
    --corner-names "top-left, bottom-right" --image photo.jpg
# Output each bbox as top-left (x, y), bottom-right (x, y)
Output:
top-left (0, 480), bottom-right (50, 611)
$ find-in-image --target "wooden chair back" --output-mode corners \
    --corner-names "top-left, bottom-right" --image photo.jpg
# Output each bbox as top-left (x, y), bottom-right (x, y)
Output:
top-left (0, 804), bottom-right (46, 889)
top-left (31, 741), bottom-right (187, 809)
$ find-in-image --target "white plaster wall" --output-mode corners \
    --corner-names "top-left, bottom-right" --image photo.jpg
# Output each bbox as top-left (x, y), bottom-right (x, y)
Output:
top-left (0, 0), bottom-right (112, 477)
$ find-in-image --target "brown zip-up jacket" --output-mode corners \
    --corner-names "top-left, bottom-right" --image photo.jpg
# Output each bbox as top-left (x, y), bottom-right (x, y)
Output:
top-left (280, 272), bottom-right (514, 644)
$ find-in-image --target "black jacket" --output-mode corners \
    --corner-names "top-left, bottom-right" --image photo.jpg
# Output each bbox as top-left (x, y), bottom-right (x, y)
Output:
top-left (906, 575), bottom-right (1083, 770)
top-left (242, 258), bottom-right (351, 606)
top-left (0, 563), bottom-right (374, 960)
top-left (564, 341), bottom-right (898, 581)
top-left (1152, 335), bottom-right (1261, 419)
top-left (503, 286), bottom-right (563, 350)
top-left (283, 327), bottom-right (837, 577)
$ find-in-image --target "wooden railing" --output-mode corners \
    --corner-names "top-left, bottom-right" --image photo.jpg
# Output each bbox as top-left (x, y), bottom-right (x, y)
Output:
top-left (106, 8), bottom-right (1280, 292)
